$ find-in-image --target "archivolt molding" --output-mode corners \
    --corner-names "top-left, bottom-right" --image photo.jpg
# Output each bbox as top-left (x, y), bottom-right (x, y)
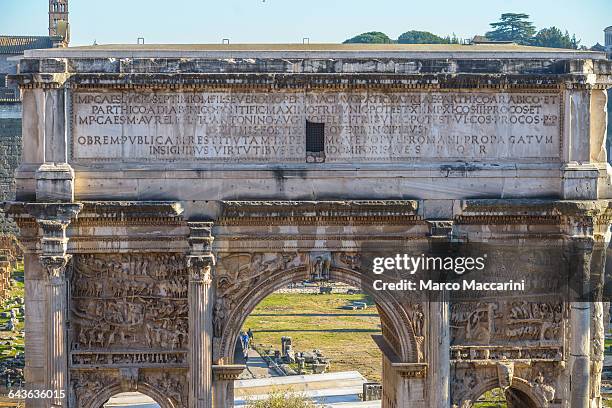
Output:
top-left (73, 369), bottom-right (186, 408)
top-left (454, 376), bottom-right (550, 408)
top-left (452, 362), bottom-right (559, 408)
top-left (213, 251), bottom-right (423, 365)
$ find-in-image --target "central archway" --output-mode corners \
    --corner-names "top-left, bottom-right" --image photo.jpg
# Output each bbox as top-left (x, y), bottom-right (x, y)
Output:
top-left (217, 265), bottom-right (421, 366)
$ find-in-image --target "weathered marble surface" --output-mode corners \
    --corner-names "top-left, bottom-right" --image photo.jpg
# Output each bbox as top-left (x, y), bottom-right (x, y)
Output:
top-left (71, 90), bottom-right (562, 164)
top-left (5, 45), bottom-right (612, 408)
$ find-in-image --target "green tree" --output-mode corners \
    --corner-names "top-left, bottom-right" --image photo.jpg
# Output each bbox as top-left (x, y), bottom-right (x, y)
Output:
top-left (397, 30), bottom-right (447, 44)
top-left (444, 34), bottom-right (462, 44)
top-left (343, 31), bottom-right (392, 44)
top-left (532, 27), bottom-right (580, 49)
top-left (246, 391), bottom-right (316, 408)
top-left (485, 13), bottom-right (536, 45)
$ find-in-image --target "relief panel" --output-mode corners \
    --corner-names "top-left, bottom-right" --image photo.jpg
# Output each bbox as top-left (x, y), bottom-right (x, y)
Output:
top-left (69, 254), bottom-right (188, 368)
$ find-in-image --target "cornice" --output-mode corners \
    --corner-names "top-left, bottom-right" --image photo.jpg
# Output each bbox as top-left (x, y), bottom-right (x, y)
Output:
top-left (459, 199), bottom-right (612, 217)
top-left (219, 200), bottom-right (420, 226)
top-left (62, 73), bottom-right (573, 90)
top-left (78, 201), bottom-right (184, 219)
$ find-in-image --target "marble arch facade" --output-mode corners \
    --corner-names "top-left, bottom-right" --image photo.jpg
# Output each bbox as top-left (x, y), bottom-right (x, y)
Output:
top-left (4, 44), bottom-right (612, 408)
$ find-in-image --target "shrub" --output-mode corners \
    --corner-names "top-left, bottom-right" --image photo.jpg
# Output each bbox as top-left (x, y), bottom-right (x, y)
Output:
top-left (246, 390), bottom-right (317, 408)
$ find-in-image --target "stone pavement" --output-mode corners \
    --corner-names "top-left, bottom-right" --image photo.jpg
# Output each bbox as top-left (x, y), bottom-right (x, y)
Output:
top-left (103, 392), bottom-right (159, 407)
top-left (234, 371), bottom-right (372, 406)
top-left (239, 348), bottom-right (276, 379)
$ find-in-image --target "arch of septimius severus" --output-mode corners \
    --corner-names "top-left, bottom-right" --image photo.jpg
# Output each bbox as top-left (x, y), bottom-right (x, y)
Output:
top-left (3, 43), bottom-right (612, 407)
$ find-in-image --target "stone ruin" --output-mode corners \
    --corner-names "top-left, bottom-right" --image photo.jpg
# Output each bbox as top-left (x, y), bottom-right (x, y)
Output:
top-left (257, 336), bottom-right (331, 376)
top-left (2, 43), bottom-right (612, 407)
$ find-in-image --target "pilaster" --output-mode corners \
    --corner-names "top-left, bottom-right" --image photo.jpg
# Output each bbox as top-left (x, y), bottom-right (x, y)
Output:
top-left (211, 365), bottom-right (245, 408)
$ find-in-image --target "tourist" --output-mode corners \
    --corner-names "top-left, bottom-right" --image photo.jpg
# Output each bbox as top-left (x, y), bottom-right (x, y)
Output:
top-left (241, 331), bottom-right (250, 350)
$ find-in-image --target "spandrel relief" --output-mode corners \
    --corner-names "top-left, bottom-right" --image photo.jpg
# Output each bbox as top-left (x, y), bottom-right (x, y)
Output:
top-left (216, 252), bottom-right (305, 302)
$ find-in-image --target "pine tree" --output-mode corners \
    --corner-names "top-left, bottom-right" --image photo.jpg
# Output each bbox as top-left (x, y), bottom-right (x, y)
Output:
top-left (486, 13), bottom-right (536, 45)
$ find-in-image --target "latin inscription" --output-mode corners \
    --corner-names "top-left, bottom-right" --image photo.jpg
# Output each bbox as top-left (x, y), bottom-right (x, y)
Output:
top-left (71, 90), bottom-right (562, 163)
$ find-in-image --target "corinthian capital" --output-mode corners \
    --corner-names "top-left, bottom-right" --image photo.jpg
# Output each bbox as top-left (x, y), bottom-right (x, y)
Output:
top-left (187, 254), bottom-right (215, 283)
top-left (40, 255), bottom-right (71, 282)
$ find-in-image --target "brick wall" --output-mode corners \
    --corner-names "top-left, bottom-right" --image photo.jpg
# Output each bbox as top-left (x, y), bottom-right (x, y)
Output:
top-left (608, 89), bottom-right (612, 164)
top-left (0, 55), bottom-right (19, 102)
top-left (0, 103), bottom-right (22, 235)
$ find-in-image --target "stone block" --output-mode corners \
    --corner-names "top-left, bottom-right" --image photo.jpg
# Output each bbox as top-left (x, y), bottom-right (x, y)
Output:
top-left (68, 58), bottom-right (120, 73)
top-left (562, 164), bottom-right (599, 199)
top-left (422, 200), bottom-right (453, 219)
top-left (40, 58), bottom-right (67, 73)
top-left (18, 59), bottom-right (40, 74)
top-left (35, 163), bottom-right (74, 202)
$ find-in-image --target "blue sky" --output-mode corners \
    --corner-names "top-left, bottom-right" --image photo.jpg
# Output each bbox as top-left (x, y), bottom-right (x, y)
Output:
top-left (1, 0), bottom-right (610, 47)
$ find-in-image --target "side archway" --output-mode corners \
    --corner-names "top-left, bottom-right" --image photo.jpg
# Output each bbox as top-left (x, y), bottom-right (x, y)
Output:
top-left (216, 264), bottom-right (421, 365)
top-left (457, 377), bottom-right (548, 408)
top-left (85, 382), bottom-right (179, 408)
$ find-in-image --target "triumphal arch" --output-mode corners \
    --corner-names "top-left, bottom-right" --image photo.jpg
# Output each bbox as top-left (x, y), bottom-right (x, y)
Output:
top-left (5, 43), bottom-right (612, 407)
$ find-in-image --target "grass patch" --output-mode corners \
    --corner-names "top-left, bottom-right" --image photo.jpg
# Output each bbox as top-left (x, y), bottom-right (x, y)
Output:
top-left (0, 264), bottom-right (25, 362)
top-left (473, 388), bottom-right (507, 408)
top-left (242, 292), bottom-right (382, 382)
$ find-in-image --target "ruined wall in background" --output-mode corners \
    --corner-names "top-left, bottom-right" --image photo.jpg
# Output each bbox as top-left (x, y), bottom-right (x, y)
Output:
top-left (0, 103), bottom-right (22, 235)
top-left (608, 89), bottom-right (612, 164)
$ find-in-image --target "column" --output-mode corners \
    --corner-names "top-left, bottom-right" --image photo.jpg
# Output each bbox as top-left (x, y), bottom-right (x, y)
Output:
top-left (27, 203), bottom-right (81, 408)
top-left (188, 222), bottom-right (215, 408)
top-left (589, 238), bottom-right (607, 407)
top-left (429, 300), bottom-right (450, 408)
top-left (40, 255), bottom-right (70, 408)
top-left (426, 220), bottom-right (451, 408)
top-left (568, 237), bottom-right (593, 408)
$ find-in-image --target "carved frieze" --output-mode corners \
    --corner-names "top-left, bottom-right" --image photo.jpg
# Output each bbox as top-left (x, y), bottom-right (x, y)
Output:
top-left (451, 299), bottom-right (564, 346)
top-left (70, 254), bottom-right (189, 366)
top-left (70, 351), bottom-right (187, 368)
